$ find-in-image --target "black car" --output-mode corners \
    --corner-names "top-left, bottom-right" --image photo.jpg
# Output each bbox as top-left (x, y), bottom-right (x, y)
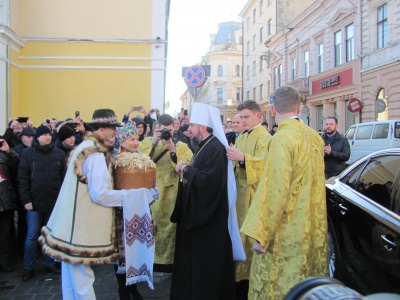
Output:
top-left (326, 149), bottom-right (400, 295)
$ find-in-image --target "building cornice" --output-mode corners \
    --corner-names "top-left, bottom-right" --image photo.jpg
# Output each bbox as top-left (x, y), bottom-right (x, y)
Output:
top-left (22, 37), bottom-right (167, 44)
top-left (0, 26), bottom-right (25, 50)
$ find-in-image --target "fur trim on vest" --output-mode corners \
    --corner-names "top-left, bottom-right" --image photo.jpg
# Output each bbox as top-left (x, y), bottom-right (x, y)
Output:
top-left (39, 134), bottom-right (120, 265)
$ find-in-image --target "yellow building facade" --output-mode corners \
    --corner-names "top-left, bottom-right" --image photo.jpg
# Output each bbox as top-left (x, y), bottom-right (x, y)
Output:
top-left (0, 0), bottom-right (169, 131)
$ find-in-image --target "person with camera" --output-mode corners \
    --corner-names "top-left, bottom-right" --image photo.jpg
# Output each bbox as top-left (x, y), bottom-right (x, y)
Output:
top-left (3, 119), bottom-right (23, 148)
top-left (138, 114), bottom-right (192, 297)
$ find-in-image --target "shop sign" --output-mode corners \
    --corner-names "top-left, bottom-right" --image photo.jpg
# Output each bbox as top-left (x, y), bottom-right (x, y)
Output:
top-left (312, 68), bottom-right (352, 94)
top-left (320, 76), bottom-right (339, 89)
top-left (347, 98), bottom-right (362, 113)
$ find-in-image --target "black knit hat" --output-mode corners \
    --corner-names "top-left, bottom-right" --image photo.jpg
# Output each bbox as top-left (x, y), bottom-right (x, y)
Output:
top-left (87, 108), bottom-right (122, 129)
top-left (58, 125), bottom-right (75, 141)
top-left (21, 127), bottom-right (36, 136)
top-left (35, 125), bottom-right (52, 138)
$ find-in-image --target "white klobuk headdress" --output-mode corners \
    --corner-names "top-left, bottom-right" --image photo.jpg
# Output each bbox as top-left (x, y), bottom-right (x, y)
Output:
top-left (191, 103), bottom-right (246, 261)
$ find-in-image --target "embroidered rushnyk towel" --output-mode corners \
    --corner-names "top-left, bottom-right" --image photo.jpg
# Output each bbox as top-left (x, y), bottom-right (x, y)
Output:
top-left (121, 188), bottom-right (156, 289)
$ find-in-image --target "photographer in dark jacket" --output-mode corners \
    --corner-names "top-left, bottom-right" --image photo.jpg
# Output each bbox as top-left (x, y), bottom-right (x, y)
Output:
top-left (18, 125), bottom-right (66, 281)
top-left (0, 137), bottom-right (19, 272)
top-left (322, 116), bottom-right (350, 179)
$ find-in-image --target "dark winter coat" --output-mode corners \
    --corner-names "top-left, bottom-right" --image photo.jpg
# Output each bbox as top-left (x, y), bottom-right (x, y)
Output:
top-left (18, 141), bottom-right (66, 212)
top-left (0, 150), bottom-right (19, 212)
top-left (13, 142), bottom-right (29, 157)
top-left (55, 138), bottom-right (74, 160)
top-left (322, 131), bottom-right (351, 179)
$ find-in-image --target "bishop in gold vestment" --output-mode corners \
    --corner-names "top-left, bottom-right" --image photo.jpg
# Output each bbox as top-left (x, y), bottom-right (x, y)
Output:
top-left (233, 125), bottom-right (271, 281)
top-left (241, 118), bottom-right (328, 299)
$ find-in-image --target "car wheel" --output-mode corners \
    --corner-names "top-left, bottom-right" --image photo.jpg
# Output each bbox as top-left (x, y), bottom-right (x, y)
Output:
top-left (328, 222), bottom-right (343, 279)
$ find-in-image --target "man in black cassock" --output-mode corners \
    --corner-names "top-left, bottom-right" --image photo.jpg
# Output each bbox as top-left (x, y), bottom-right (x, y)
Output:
top-left (171, 103), bottom-right (238, 300)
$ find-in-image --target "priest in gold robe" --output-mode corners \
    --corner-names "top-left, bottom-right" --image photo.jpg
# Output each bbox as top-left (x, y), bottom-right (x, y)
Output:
top-left (241, 86), bottom-right (328, 299)
top-left (226, 101), bottom-right (271, 298)
top-left (139, 114), bottom-right (192, 296)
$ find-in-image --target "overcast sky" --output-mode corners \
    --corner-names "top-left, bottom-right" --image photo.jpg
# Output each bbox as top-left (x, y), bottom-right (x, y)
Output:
top-left (165, 0), bottom-right (246, 115)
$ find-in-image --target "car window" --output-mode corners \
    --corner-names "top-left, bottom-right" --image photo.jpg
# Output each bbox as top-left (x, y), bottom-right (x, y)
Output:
top-left (351, 156), bottom-right (400, 209)
top-left (372, 123), bottom-right (389, 139)
top-left (341, 162), bottom-right (366, 187)
top-left (346, 127), bottom-right (355, 140)
top-left (355, 125), bottom-right (373, 140)
top-left (395, 122), bottom-right (400, 138)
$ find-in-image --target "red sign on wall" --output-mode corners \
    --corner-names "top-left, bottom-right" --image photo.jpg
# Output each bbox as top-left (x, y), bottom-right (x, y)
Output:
top-left (347, 98), bottom-right (362, 113)
top-left (312, 68), bottom-right (353, 94)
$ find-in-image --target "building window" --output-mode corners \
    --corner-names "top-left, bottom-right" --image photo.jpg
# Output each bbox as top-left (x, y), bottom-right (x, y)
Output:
top-left (247, 90), bottom-right (250, 100)
top-left (268, 19), bottom-right (272, 35)
top-left (247, 41), bottom-right (250, 56)
top-left (317, 43), bottom-right (324, 73)
top-left (246, 17), bottom-right (250, 31)
top-left (260, 0), bottom-right (264, 14)
top-left (253, 9), bottom-right (256, 23)
top-left (253, 61), bottom-right (257, 76)
top-left (253, 87), bottom-right (256, 100)
top-left (303, 51), bottom-right (309, 77)
top-left (236, 88), bottom-right (242, 101)
top-left (346, 23), bottom-right (354, 62)
top-left (260, 56), bottom-right (263, 71)
top-left (290, 57), bottom-right (296, 81)
top-left (253, 35), bottom-right (256, 50)
top-left (247, 66), bottom-right (250, 80)
top-left (377, 4), bottom-right (388, 49)
top-left (217, 88), bottom-right (223, 101)
top-left (267, 80), bottom-right (271, 95)
top-left (235, 65), bottom-right (240, 77)
top-left (260, 27), bottom-right (263, 44)
top-left (274, 64), bottom-right (282, 90)
top-left (334, 30), bottom-right (342, 67)
top-left (260, 84), bottom-right (264, 100)
top-left (218, 65), bottom-right (223, 77)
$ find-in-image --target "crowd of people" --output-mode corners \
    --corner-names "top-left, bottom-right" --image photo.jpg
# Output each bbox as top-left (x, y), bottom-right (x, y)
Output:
top-left (0, 86), bottom-right (352, 300)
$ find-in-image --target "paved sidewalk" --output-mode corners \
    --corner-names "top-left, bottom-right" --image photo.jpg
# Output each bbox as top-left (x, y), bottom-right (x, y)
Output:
top-left (0, 255), bottom-right (119, 300)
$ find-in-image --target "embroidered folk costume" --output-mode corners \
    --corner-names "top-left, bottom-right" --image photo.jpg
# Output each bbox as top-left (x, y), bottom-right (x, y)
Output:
top-left (39, 109), bottom-right (156, 299)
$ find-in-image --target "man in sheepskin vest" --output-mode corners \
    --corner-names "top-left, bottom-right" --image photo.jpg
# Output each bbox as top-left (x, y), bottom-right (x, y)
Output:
top-left (39, 109), bottom-right (157, 299)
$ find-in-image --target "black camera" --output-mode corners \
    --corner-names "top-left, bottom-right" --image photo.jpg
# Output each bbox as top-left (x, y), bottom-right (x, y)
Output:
top-left (159, 128), bottom-right (172, 140)
top-left (0, 140), bottom-right (3, 147)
